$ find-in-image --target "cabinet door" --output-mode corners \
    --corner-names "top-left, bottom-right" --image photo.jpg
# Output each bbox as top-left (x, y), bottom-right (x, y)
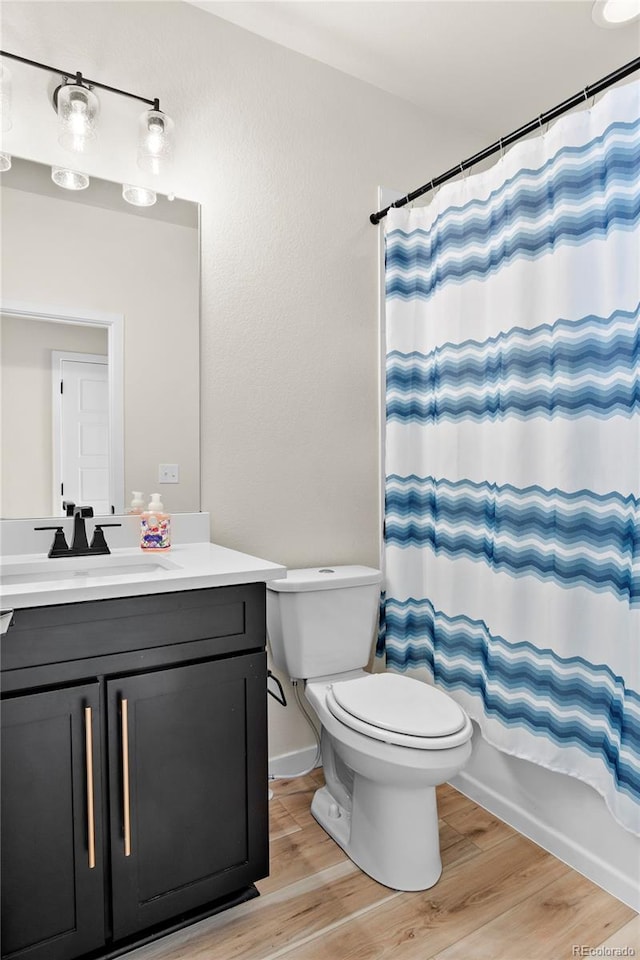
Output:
top-left (107, 652), bottom-right (268, 940)
top-left (1, 684), bottom-right (105, 960)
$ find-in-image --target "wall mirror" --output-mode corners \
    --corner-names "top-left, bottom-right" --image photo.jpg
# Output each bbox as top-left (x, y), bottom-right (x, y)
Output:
top-left (1, 157), bottom-right (200, 520)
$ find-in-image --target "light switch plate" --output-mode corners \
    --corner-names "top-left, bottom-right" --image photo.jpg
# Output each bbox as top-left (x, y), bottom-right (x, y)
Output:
top-left (158, 463), bottom-right (179, 483)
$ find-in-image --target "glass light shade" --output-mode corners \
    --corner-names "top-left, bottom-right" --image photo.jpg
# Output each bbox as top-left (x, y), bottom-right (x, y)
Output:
top-left (137, 109), bottom-right (174, 175)
top-left (0, 64), bottom-right (12, 134)
top-left (0, 152), bottom-right (11, 172)
top-left (57, 83), bottom-right (99, 152)
top-left (592, 0), bottom-right (640, 24)
top-left (122, 184), bottom-right (157, 207)
top-left (51, 167), bottom-right (90, 191)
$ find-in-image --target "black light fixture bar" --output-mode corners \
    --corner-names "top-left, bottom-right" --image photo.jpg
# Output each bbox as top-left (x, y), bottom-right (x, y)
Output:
top-left (369, 55), bottom-right (640, 225)
top-left (0, 50), bottom-right (159, 110)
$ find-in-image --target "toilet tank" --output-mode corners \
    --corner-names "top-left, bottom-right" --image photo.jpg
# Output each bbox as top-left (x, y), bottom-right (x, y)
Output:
top-left (266, 566), bottom-right (383, 680)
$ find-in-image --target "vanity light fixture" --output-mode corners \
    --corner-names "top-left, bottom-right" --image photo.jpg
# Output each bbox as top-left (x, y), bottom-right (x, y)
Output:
top-left (592, 0), bottom-right (640, 26)
top-left (51, 166), bottom-right (90, 190)
top-left (0, 49), bottom-right (176, 198)
top-left (54, 75), bottom-right (100, 153)
top-left (122, 183), bottom-right (157, 206)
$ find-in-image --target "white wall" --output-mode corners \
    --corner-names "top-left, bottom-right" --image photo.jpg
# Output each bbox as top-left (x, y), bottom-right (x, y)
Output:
top-left (1, 0), bottom-right (479, 761)
top-left (1, 186), bottom-right (199, 515)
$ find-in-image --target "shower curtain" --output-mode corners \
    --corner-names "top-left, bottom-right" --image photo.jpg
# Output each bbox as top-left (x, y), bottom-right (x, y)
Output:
top-left (379, 79), bottom-right (640, 836)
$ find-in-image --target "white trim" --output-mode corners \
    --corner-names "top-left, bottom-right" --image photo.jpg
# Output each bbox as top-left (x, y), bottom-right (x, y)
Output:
top-left (268, 745), bottom-right (321, 779)
top-left (1, 300), bottom-right (125, 515)
top-left (1, 299), bottom-right (121, 328)
top-left (377, 187), bottom-right (403, 572)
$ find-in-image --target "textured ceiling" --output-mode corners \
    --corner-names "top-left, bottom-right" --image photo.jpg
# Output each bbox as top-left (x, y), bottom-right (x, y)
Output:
top-left (190, 1), bottom-right (640, 137)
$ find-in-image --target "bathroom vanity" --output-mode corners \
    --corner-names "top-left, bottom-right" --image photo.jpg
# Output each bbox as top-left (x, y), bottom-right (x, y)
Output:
top-left (0, 540), bottom-right (286, 960)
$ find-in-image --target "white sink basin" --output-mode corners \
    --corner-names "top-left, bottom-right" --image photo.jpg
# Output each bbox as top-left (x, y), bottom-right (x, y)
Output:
top-left (0, 553), bottom-right (180, 586)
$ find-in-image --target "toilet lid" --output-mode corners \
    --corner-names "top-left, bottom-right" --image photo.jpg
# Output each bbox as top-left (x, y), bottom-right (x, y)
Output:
top-left (330, 674), bottom-right (466, 738)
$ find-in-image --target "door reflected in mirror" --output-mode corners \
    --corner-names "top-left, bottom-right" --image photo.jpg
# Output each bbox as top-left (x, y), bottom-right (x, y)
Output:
top-left (1, 157), bottom-right (200, 519)
top-left (54, 350), bottom-right (110, 516)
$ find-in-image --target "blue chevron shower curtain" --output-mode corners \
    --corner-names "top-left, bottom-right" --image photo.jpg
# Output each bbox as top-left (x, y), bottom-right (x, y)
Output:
top-left (379, 79), bottom-right (640, 836)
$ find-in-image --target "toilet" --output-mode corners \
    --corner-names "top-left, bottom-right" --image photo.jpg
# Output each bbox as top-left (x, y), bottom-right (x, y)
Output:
top-left (266, 565), bottom-right (473, 891)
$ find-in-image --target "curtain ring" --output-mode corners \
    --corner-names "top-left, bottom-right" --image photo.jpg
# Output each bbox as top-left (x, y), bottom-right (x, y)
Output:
top-left (583, 86), bottom-right (589, 102)
top-left (499, 137), bottom-right (505, 159)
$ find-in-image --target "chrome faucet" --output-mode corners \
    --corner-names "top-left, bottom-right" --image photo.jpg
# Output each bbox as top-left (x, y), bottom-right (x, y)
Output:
top-left (35, 503), bottom-right (121, 558)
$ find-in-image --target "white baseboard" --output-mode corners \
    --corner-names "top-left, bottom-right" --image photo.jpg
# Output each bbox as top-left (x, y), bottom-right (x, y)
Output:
top-left (451, 766), bottom-right (640, 911)
top-left (268, 745), bottom-right (321, 780)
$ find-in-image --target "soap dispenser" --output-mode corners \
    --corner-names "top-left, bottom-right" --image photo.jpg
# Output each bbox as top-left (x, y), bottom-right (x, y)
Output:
top-left (140, 493), bottom-right (171, 551)
top-left (129, 491), bottom-right (145, 515)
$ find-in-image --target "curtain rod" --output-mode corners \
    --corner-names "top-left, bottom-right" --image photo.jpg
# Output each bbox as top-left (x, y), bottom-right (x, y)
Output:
top-left (370, 55), bottom-right (640, 225)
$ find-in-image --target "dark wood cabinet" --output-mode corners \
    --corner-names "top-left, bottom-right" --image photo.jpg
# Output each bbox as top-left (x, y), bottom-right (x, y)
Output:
top-left (107, 655), bottom-right (268, 940)
top-left (0, 585), bottom-right (269, 960)
top-left (1, 684), bottom-right (105, 960)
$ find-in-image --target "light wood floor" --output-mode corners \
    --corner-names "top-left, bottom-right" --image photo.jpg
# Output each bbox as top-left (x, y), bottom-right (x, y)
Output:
top-left (128, 770), bottom-right (639, 960)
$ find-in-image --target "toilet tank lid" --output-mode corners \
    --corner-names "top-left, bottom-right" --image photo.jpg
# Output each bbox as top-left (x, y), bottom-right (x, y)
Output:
top-left (266, 565), bottom-right (383, 592)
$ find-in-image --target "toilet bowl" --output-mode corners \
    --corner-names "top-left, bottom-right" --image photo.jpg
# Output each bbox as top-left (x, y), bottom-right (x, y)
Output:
top-left (305, 671), bottom-right (472, 890)
top-left (266, 566), bottom-right (473, 891)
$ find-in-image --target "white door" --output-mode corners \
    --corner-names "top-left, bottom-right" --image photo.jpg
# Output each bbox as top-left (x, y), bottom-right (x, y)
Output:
top-left (53, 353), bottom-right (111, 515)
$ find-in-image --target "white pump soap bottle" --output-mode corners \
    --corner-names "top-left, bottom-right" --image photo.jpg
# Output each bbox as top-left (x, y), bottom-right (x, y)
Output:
top-left (129, 491), bottom-right (145, 515)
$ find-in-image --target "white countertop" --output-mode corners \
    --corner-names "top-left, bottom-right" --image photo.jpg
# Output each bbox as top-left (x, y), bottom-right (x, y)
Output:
top-left (0, 542), bottom-right (287, 610)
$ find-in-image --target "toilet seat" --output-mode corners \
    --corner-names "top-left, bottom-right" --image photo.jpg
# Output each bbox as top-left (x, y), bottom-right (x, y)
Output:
top-left (325, 674), bottom-right (472, 750)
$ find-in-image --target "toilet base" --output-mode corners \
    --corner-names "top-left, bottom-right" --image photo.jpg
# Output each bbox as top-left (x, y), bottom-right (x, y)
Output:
top-left (311, 785), bottom-right (352, 851)
top-left (311, 782), bottom-right (442, 892)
